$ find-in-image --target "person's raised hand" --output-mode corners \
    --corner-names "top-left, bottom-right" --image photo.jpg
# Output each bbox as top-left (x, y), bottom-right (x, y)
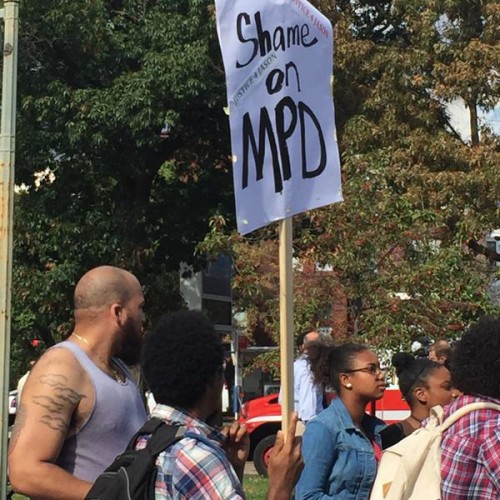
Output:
top-left (222, 420), bottom-right (250, 482)
top-left (266, 412), bottom-right (304, 500)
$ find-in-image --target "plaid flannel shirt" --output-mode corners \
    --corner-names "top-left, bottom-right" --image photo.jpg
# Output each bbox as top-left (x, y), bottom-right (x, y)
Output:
top-left (136, 405), bottom-right (245, 500)
top-left (441, 394), bottom-right (500, 499)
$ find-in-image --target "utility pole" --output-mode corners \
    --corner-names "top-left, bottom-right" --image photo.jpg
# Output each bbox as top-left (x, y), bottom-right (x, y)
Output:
top-left (0, 1), bottom-right (19, 496)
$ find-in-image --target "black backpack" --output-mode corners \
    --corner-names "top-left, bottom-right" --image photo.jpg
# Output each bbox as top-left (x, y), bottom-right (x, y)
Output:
top-left (85, 417), bottom-right (185, 500)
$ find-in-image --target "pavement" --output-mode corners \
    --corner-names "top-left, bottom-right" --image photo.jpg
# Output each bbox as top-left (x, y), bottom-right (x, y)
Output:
top-left (244, 461), bottom-right (259, 475)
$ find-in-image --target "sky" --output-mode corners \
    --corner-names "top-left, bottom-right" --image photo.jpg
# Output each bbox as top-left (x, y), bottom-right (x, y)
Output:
top-left (448, 99), bottom-right (500, 141)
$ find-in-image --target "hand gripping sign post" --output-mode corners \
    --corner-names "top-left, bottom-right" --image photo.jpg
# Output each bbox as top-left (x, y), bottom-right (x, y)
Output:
top-left (216, 0), bottom-right (342, 434)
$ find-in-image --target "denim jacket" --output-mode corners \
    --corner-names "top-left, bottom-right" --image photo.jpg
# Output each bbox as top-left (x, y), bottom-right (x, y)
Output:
top-left (296, 397), bottom-right (386, 499)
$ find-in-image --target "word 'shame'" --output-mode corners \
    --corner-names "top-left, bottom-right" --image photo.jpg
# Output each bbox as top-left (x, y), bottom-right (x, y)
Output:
top-left (236, 11), bottom-right (318, 69)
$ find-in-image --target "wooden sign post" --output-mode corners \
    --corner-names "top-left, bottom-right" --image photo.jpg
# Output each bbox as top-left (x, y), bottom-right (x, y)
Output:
top-left (279, 217), bottom-right (294, 432)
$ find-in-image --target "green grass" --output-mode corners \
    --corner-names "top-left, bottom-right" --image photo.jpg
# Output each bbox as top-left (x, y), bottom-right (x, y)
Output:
top-left (244, 474), bottom-right (269, 500)
top-left (10, 477), bottom-right (269, 500)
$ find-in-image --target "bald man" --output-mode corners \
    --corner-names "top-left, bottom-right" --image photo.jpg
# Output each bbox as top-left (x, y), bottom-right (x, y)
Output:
top-left (428, 339), bottom-right (452, 365)
top-left (9, 266), bottom-right (148, 500)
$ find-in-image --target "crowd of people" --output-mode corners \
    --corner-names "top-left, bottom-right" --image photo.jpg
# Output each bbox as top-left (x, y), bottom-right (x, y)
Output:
top-left (7, 265), bottom-right (500, 499)
top-left (8, 266), bottom-right (303, 499)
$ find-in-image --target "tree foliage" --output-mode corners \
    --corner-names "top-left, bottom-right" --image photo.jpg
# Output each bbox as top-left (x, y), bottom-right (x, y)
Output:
top-left (9, 0), bottom-right (234, 384)
top-left (201, 0), bottom-right (500, 363)
top-left (5, 0), bottom-right (500, 383)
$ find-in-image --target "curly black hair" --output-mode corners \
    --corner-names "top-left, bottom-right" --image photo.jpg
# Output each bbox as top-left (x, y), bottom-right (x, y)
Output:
top-left (141, 310), bottom-right (224, 410)
top-left (450, 316), bottom-right (500, 399)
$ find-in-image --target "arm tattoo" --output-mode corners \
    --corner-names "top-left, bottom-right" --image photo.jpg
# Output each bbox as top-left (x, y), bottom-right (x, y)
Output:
top-left (33, 395), bottom-right (65, 413)
top-left (40, 414), bottom-right (69, 431)
top-left (32, 373), bottom-right (86, 433)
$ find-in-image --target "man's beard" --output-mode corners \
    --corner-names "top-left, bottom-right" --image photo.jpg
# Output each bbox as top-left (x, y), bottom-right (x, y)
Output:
top-left (118, 318), bottom-right (142, 366)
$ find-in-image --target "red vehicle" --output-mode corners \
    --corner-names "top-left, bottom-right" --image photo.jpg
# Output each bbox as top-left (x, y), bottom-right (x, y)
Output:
top-left (239, 386), bottom-right (409, 476)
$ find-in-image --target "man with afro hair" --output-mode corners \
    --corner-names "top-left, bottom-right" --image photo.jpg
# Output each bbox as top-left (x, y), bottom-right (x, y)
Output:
top-left (140, 310), bottom-right (303, 499)
top-left (441, 316), bottom-right (500, 499)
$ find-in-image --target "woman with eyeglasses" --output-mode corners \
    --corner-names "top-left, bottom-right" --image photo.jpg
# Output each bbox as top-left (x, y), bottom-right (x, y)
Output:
top-left (380, 352), bottom-right (453, 449)
top-left (295, 342), bottom-right (388, 499)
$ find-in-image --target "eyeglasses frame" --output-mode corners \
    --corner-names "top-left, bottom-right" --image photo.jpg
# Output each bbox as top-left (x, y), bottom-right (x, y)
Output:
top-left (343, 365), bottom-right (389, 376)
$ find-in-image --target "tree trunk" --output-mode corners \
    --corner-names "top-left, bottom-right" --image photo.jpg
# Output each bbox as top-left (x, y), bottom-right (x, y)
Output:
top-left (467, 97), bottom-right (479, 146)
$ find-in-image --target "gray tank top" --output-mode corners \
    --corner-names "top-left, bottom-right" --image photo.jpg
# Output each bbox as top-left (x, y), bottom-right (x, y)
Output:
top-left (54, 341), bottom-right (147, 482)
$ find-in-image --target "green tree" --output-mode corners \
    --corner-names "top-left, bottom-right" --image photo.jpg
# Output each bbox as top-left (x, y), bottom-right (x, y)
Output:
top-left (324, 0), bottom-right (500, 347)
top-left (9, 0), bottom-right (234, 384)
top-left (201, 0), bottom-right (500, 358)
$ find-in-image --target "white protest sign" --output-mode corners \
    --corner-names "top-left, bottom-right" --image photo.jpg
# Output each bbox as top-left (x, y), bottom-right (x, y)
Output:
top-left (216, 0), bottom-right (343, 235)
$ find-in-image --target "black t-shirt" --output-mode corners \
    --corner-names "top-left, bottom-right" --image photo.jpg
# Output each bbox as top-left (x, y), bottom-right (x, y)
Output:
top-left (381, 421), bottom-right (407, 449)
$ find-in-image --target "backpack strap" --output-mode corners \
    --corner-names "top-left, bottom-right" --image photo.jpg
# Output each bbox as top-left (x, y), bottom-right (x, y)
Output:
top-left (427, 405), bottom-right (445, 427)
top-left (126, 417), bottom-right (186, 455)
top-left (126, 418), bottom-right (232, 463)
top-left (125, 417), bottom-right (165, 449)
top-left (146, 422), bottom-right (186, 456)
top-left (441, 402), bottom-right (500, 432)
